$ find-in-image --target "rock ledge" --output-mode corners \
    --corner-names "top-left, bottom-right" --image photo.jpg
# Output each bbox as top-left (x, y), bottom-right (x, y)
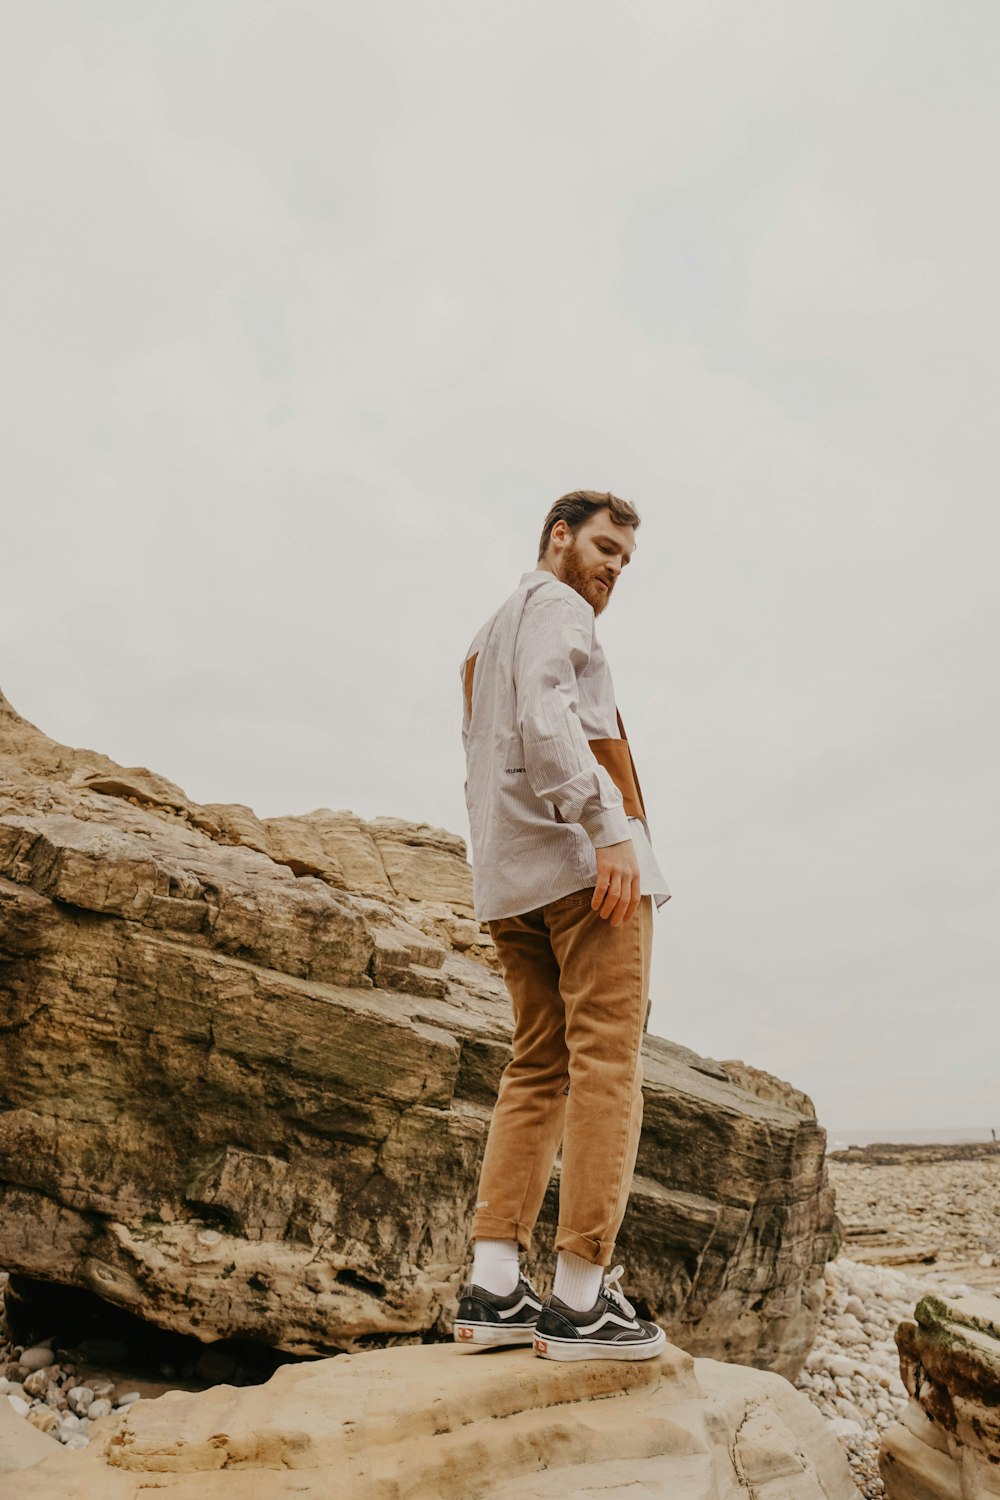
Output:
top-left (18, 1338), bottom-right (859, 1499)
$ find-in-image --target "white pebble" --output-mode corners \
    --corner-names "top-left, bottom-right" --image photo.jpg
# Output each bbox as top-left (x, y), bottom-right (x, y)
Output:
top-left (834, 1396), bottom-right (866, 1423)
top-left (828, 1416), bottom-right (865, 1441)
top-left (19, 1346), bottom-right (55, 1373)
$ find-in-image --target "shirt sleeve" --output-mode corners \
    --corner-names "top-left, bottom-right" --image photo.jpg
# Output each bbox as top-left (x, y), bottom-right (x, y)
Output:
top-left (514, 596), bottom-right (631, 849)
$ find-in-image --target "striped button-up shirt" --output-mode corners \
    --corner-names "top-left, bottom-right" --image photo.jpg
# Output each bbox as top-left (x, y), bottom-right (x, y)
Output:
top-left (460, 569), bottom-right (671, 921)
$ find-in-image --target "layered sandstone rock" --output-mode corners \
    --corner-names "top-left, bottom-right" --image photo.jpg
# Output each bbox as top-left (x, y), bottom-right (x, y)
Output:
top-left (0, 687), bottom-right (836, 1372)
top-left (879, 1289), bottom-right (1000, 1498)
top-left (13, 1338), bottom-right (859, 1499)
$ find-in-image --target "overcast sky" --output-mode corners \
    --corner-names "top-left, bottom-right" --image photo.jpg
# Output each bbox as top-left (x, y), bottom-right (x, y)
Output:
top-left (3, 1), bottom-right (998, 1136)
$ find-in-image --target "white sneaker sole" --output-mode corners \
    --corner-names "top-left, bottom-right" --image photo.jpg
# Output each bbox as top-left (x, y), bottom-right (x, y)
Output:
top-left (533, 1325), bottom-right (667, 1361)
top-left (453, 1321), bottom-right (538, 1346)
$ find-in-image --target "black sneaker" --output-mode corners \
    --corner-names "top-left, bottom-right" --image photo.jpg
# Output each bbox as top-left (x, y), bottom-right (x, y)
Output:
top-left (532, 1264), bottom-right (667, 1361)
top-left (453, 1272), bottom-right (545, 1347)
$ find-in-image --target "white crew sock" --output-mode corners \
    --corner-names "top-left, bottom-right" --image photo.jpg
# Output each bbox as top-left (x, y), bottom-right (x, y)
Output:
top-left (553, 1250), bottom-right (605, 1311)
top-left (471, 1237), bottom-right (521, 1296)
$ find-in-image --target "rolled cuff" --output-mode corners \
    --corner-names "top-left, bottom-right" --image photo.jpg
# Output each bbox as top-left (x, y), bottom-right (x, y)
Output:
top-left (580, 803), bottom-right (631, 849)
top-left (554, 1224), bottom-right (614, 1267)
top-left (471, 1212), bottom-right (534, 1254)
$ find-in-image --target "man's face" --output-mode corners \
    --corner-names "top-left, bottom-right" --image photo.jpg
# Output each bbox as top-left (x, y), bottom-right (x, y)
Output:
top-left (552, 513), bottom-right (635, 616)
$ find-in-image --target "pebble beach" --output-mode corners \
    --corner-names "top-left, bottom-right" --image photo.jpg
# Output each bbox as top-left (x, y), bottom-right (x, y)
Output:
top-left (794, 1142), bottom-right (1000, 1497)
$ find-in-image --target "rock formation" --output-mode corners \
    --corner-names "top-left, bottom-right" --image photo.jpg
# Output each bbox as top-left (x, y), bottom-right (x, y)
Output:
top-left (10, 1337), bottom-right (860, 1499)
top-left (879, 1288), bottom-right (1000, 1498)
top-left (0, 687), bottom-right (837, 1373)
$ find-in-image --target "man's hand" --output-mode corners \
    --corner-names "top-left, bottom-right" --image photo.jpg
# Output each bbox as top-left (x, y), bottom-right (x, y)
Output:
top-left (592, 838), bottom-right (641, 926)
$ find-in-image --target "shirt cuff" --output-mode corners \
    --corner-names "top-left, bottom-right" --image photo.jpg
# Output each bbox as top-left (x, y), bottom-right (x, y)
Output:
top-left (580, 803), bottom-right (631, 849)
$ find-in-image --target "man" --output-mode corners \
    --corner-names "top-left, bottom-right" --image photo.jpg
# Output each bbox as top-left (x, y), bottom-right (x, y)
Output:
top-left (452, 490), bottom-right (671, 1362)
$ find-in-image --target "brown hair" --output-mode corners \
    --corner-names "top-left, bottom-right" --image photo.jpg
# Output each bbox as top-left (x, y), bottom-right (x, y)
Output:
top-left (537, 490), bottom-right (640, 561)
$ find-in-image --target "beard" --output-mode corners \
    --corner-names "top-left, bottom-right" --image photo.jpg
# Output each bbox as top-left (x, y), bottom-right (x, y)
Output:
top-left (559, 537), bottom-right (614, 615)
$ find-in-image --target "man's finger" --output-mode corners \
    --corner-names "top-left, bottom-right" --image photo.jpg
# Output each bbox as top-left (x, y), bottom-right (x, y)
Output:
top-left (599, 874), bottom-right (622, 919)
top-left (591, 873), bottom-right (610, 911)
top-left (610, 877), bottom-right (633, 926)
top-left (599, 877), bottom-right (620, 919)
top-left (622, 884), bottom-right (641, 925)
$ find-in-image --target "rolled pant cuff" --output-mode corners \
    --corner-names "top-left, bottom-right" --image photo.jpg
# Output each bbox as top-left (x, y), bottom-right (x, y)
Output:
top-left (554, 1226), bottom-right (612, 1267)
top-left (471, 1214), bottom-right (533, 1254)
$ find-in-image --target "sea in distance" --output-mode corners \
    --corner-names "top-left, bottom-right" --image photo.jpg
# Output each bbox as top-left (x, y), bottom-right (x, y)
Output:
top-left (827, 1124), bottom-right (997, 1151)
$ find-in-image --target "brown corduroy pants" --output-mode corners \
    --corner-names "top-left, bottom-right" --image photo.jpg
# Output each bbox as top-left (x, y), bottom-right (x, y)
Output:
top-left (470, 886), bottom-right (654, 1267)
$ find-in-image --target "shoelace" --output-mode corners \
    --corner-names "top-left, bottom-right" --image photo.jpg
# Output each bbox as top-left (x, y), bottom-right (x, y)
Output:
top-left (601, 1264), bottom-right (636, 1319)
